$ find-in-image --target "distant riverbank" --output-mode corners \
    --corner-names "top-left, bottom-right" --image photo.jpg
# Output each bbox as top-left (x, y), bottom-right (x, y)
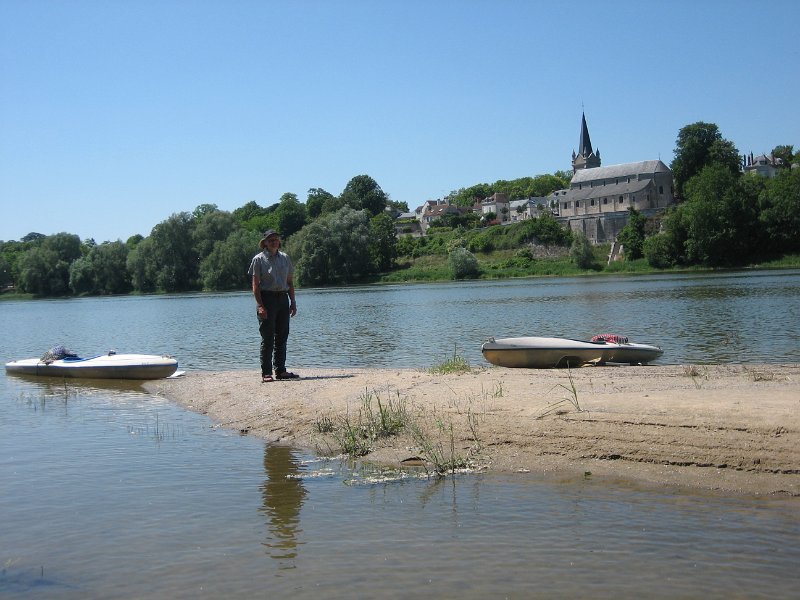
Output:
top-left (146, 363), bottom-right (800, 497)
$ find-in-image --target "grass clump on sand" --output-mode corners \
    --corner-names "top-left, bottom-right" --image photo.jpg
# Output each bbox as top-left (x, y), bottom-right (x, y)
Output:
top-left (538, 367), bottom-right (584, 418)
top-left (429, 345), bottom-right (471, 375)
top-left (315, 385), bottom-right (487, 477)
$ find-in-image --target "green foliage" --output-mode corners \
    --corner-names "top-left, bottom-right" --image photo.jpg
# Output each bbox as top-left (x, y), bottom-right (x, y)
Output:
top-left (616, 208), bottom-right (647, 260)
top-left (467, 232), bottom-right (495, 253)
top-left (757, 168), bottom-right (800, 255)
top-left (369, 213), bottom-right (398, 272)
top-left (340, 174), bottom-right (387, 216)
top-left (192, 209), bottom-right (238, 259)
top-left (274, 193), bottom-right (307, 237)
top-left (681, 164), bottom-right (759, 266)
top-left (448, 247), bottom-right (479, 279)
top-left (199, 229), bottom-right (261, 290)
top-left (17, 233), bottom-right (81, 295)
top-left (306, 187), bottom-right (334, 219)
top-left (671, 122), bottom-right (740, 198)
top-left (771, 145), bottom-right (795, 169)
top-left (0, 254), bottom-right (11, 288)
top-left (127, 213), bottom-right (198, 293)
top-left (569, 231), bottom-right (595, 269)
top-left (429, 346), bottom-right (471, 374)
top-left (448, 173), bottom-right (569, 207)
top-left (69, 241), bottom-right (131, 295)
top-left (643, 232), bottom-right (679, 269)
top-left (288, 207), bottom-right (374, 286)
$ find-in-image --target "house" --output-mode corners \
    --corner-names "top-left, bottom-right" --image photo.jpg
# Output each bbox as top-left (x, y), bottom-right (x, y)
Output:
top-left (509, 197), bottom-right (550, 222)
top-left (744, 152), bottom-right (781, 178)
top-left (418, 199), bottom-right (462, 233)
top-left (480, 193), bottom-right (510, 223)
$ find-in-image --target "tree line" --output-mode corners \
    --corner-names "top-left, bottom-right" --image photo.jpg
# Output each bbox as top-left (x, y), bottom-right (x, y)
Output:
top-left (621, 123), bottom-right (799, 268)
top-left (1, 123), bottom-right (797, 296)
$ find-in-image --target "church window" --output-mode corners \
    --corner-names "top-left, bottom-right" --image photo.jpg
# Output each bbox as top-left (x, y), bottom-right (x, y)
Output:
top-left (576, 201), bottom-right (580, 208)
top-left (591, 199), bottom-right (595, 206)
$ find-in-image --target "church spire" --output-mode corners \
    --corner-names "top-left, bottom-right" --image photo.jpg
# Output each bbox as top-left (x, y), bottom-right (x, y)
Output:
top-left (578, 112), bottom-right (593, 157)
top-left (572, 112), bottom-right (601, 172)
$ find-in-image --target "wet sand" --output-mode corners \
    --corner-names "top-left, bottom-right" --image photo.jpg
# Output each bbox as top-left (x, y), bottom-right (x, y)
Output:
top-left (144, 364), bottom-right (800, 497)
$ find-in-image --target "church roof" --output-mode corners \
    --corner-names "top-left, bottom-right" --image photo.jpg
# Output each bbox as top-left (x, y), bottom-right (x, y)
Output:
top-left (571, 160), bottom-right (670, 184)
top-left (559, 179), bottom-right (653, 202)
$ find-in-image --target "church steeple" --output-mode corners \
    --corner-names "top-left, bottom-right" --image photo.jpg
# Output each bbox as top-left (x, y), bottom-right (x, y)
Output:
top-left (578, 112), bottom-right (593, 157)
top-left (572, 112), bottom-right (601, 172)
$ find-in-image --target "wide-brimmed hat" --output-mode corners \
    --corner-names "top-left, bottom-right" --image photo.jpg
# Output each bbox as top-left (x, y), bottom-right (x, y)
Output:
top-left (259, 229), bottom-right (280, 248)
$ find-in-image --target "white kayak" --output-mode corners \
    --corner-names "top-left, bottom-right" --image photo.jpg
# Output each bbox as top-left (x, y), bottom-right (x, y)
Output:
top-left (5, 353), bottom-right (179, 380)
top-left (481, 336), bottom-right (663, 368)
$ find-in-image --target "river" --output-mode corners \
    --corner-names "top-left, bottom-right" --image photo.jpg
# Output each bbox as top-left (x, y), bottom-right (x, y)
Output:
top-left (2, 270), bottom-right (799, 598)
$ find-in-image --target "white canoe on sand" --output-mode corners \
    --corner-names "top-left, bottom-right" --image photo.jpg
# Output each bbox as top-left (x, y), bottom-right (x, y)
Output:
top-left (5, 353), bottom-right (179, 380)
top-left (481, 336), bottom-right (663, 368)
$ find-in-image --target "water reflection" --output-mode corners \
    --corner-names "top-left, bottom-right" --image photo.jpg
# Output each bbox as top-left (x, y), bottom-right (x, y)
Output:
top-left (259, 445), bottom-right (307, 565)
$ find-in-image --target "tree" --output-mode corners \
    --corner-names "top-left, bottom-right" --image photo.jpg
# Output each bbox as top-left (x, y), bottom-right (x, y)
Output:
top-left (199, 229), bottom-right (261, 290)
top-left (680, 164), bottom-right (759, 266)
top-left (306, 188), bottom-right (335, 219)
top-left (369, 213), bottom-right (397, 272)
top-left (569, 231), bottom-right (595, 269)
top-left (274, 193), bottom-right (307, 237)
top-left (0, 254), bottom-right (12, 288)
top-left (616, 208), bottom-right (647, 260)
top-left (22, 232), bottom-right (46, 243)
top-left (69, 241), bottom-right (131, 295)
top-left (448, 247), bottom-right (479, 279)
top-left (233, 200), bottom-right (268, 224)
top-left (192, 209), bottom-right (238, 259)
top-left (126, 237), bottom-right (158, 292)
top-left (671, 122), bottom-right (740, 198)
top-left (771, 145), bottom-right (795, 169)
top-left (758, 167), bottom-right (800, 255)
top-left (340, 175), bottom-right (388, 216)
top-left (17, 232), bottom-right (81, 295)
top-left (129, 213), bottom-right (198, 293)
top-left (450, 183), bottom-right (492, 207)
top-left (287, 207), bottom-right (374, 286)
top-left (643, 232), bottom-right (679, 269)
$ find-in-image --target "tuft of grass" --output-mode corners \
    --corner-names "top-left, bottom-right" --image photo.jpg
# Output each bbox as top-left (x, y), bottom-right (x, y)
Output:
top-left (744, 367), bottom-right (776, 382)
top-left (429, 345), bottom-right (471, 375)
top-left (538, 366), bottom-right (584, 418)
top-left (327, 388), bottom-right (410, 458)
top-left (407, 418), bottom-right (472, 476)
top-left (682, 364), bottom-right (709, 388)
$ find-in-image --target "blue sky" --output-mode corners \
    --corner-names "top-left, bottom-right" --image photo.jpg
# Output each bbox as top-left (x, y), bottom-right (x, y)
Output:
top-left (1, 0), bottom-right (798, 243)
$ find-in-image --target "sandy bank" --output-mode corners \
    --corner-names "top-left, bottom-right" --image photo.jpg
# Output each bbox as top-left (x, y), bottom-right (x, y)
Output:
top-left (144, 364), bottom-right (800, 497)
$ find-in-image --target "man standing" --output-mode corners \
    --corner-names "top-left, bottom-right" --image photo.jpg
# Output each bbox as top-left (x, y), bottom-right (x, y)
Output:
top-left (248, 230), bottom-right (298, 382)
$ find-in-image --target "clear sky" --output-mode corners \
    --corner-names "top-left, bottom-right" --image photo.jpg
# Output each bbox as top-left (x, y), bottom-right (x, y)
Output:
top-left (1, 0), bottom-right (798, 243)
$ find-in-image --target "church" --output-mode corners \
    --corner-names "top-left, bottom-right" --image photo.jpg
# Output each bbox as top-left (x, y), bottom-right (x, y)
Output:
top-left (552, 113), bottom-right (676, 243)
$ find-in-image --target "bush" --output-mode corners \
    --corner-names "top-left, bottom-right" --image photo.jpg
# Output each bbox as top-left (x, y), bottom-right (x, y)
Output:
top-left (569, 232), bottom-right (595, 269)
top-left (643, 232), bottom-right (678, 269)
top-left (448, 247), bottom-right (480, 279)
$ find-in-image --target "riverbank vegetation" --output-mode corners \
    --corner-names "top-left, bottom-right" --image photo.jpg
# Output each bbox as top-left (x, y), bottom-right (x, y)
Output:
top-left (2, 124), bottom-right (798, 298)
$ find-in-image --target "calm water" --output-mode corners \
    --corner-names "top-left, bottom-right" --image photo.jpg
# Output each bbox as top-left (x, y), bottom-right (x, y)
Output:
top-left (2, 271), bottom-right (799, 598)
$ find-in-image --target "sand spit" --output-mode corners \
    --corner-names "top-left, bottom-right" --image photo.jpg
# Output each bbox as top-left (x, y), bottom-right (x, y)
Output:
top-left (144, 364), bottom-right (800, 497)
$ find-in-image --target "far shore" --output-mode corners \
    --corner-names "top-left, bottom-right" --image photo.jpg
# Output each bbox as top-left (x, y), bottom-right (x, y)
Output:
top-left (144, 363), bottom-right (800, 497)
